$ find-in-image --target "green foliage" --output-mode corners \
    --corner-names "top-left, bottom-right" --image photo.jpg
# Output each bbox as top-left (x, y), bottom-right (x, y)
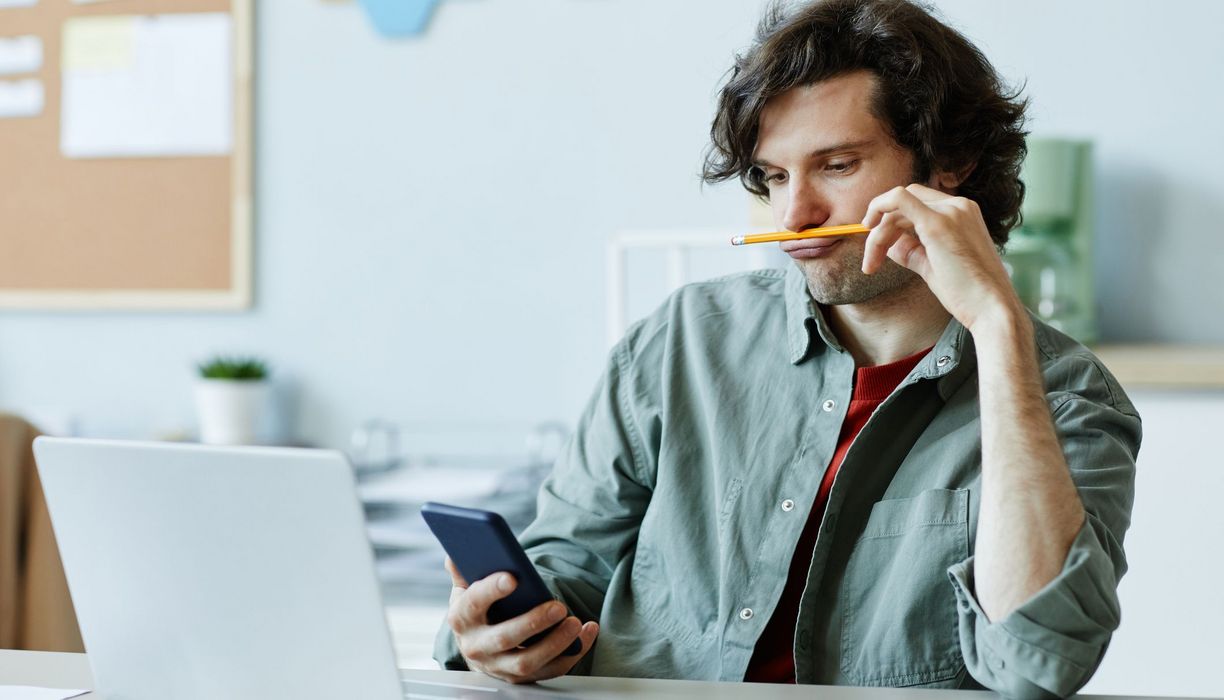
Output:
top-left (198, 356), bottom-right (268, 381)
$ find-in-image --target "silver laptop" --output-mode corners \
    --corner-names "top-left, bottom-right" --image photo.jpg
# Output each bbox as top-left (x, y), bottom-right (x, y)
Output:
top-left (34, 437), bottom-right (566, 700)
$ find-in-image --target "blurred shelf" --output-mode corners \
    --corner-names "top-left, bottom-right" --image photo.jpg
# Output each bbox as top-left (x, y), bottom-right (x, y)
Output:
top-left (1092, 345), bottom-right (1224, 389)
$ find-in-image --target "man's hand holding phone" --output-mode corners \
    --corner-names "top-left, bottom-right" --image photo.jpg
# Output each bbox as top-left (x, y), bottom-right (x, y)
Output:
top-left (444, 558), bottom-right (600, 684)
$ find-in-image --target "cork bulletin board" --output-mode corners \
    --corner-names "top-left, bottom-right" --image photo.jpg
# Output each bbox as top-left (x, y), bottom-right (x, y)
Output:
top-left (0, 0), bottom-right (252, 309)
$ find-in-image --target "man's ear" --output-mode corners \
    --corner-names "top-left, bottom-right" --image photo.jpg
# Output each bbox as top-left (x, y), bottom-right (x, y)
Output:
top-left (931, 162), bottom-right (977, 193)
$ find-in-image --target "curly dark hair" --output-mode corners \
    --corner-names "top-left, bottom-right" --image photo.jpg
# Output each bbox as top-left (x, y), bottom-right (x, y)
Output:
top-left (702, 0), bottom-right (1029, 246)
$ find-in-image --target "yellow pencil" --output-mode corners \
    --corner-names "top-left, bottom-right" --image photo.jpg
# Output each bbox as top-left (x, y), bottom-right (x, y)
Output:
top-left (730, 223), bottom-right (871, 246)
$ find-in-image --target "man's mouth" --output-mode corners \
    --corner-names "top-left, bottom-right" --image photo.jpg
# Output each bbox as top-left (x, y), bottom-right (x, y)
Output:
top-left (781, 237), bottom-right (843, 259)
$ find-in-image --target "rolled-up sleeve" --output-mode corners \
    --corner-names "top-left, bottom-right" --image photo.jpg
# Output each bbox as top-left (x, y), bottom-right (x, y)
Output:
top-left (948, 380), bottom-right (1141, 699)
top-left (433, 327), bottom-right (659, 672)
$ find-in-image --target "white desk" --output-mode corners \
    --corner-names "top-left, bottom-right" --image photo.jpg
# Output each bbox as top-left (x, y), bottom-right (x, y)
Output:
top-left (386, 603), bottom-right (449, 669)
top-left (0, 650), bottom-right (1200, 700)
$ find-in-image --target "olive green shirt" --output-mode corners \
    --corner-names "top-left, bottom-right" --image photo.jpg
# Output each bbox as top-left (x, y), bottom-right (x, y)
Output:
top-left (435, 265), bottom-right (1141, 699)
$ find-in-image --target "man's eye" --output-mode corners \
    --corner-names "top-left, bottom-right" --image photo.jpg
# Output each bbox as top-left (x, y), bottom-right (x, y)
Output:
top-left (827, 160), bottom-right (859, 174)
top-left (765, 172), bottom-right (787, 184)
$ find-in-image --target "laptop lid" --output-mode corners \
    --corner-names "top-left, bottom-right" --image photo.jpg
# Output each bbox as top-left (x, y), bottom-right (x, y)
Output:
top-left (34, 437), bottom-right (403, 700)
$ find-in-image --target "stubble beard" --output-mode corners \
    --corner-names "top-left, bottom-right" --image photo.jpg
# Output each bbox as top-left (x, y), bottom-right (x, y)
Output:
top-left (797, 241), bottom-right (922, 306)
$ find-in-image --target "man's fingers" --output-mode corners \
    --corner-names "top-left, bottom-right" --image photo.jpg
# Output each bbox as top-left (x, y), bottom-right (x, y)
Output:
top-left (493, 618), bottom-right (598, 684)
top-left (475, 601), bottom-right (569, 655)
top-left (904, 182), bottom-right (948, 202)
top-left (444, 557), bottom-right (469, 589)
top-left (862, 211), bottom-right (910, 274)
top-left (491, 615), bottom-right (584, 682)
top-left (861, 184), bottom-right (957, 274)
top-left (530, 621), bottom-right (601, 682)
top-left (862, 185), bottom-right (940, 231)
top-left (886, 232), bottom-right (929, 276)
top-left (449, 572), bottom-right (517, 632)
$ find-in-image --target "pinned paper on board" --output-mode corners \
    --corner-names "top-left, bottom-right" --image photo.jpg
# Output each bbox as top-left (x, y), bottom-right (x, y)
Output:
top-left (357, 0), bottom-right (441, 37)
top-left (61, 15), bottom-right (133, 71)
top-left (0, 35), bottom-right (42, 75)
top-left (0, 78), bottom-right (42, 118)
top-left (60, 12), bottom-right (232, 158)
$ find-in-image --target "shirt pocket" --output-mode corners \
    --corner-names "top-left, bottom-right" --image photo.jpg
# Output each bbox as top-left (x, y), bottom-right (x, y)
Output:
top-left (839, 488), bottom-right (969, 687)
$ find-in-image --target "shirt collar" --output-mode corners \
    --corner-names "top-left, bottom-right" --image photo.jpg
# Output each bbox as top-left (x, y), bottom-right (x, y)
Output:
top-left (783, 264), bottom-right (976, 395)
top-left (784, 264), bottom-right (839, 363)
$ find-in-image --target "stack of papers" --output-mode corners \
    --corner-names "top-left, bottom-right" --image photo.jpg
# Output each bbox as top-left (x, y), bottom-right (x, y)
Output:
top-left (357, 464), bottom-right (504, 506)
top-left (0, 688), bottom-right (89, 700)
top-left (357, 458), bottom-right (550, 595)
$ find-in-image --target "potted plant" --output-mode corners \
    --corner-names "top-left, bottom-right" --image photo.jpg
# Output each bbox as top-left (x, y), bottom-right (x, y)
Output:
top-left (194, 356), bottom-right (269, 445)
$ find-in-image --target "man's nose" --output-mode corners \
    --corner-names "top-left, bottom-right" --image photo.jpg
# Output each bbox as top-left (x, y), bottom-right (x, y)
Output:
top-left (781, 179), bottom-right (831, 232)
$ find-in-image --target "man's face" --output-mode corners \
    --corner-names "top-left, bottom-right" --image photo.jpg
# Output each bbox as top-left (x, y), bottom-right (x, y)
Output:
top-left (753, 71), bottom-right (921, 305)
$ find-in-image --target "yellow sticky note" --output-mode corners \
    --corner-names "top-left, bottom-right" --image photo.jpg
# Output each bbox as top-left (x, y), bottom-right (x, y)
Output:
top-left (62, 15), bottom-right (135, 71)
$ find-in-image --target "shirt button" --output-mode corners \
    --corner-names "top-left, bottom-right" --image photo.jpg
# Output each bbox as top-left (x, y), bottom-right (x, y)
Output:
top-left (739, 607), bottom-right (754, 621)
top-left (937, 355), bottom-right (952, 368)
top-left (992, 656), bottom-right (1006, 671)
top-left (822, 399), bottom-right (836, 412)
top-left (781, 499), bottom-right (795, 512)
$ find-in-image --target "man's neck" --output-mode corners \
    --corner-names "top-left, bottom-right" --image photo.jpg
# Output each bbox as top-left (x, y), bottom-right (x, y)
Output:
top-left (823, 279), bottom-right (952, 368)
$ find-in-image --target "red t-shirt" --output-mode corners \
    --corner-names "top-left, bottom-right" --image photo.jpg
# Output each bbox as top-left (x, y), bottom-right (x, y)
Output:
top-left (743, 346), bottom-right (932, 683)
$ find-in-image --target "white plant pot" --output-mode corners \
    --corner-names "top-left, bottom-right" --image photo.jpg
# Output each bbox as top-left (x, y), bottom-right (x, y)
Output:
top-left (194, 379), bottom-right (269, 445)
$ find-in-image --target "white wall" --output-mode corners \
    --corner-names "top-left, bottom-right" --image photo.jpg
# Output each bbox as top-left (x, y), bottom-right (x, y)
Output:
top-left (1083, 391), bottom-right (1224, 698)
top-left (930, 0), bottom-right (1224, 343)
top-left (1, 0), bottom-right (1221, 694)
top-left (2, 0), bottom-right (1221, 445)
top-left (1, 0), bottom-right (768, 446)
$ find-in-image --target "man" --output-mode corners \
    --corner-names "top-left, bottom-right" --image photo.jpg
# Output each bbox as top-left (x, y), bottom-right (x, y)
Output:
top-left (435, 1), bottom-right (1140, 697)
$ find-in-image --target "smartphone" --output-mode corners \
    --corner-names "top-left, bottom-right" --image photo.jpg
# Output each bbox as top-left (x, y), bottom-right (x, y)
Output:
top-left (420, 502), bottom-right (583, 656)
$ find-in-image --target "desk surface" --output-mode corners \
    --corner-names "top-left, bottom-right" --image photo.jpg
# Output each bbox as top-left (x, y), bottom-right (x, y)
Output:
top-left (0, 650), bottom-right (1201, 700)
